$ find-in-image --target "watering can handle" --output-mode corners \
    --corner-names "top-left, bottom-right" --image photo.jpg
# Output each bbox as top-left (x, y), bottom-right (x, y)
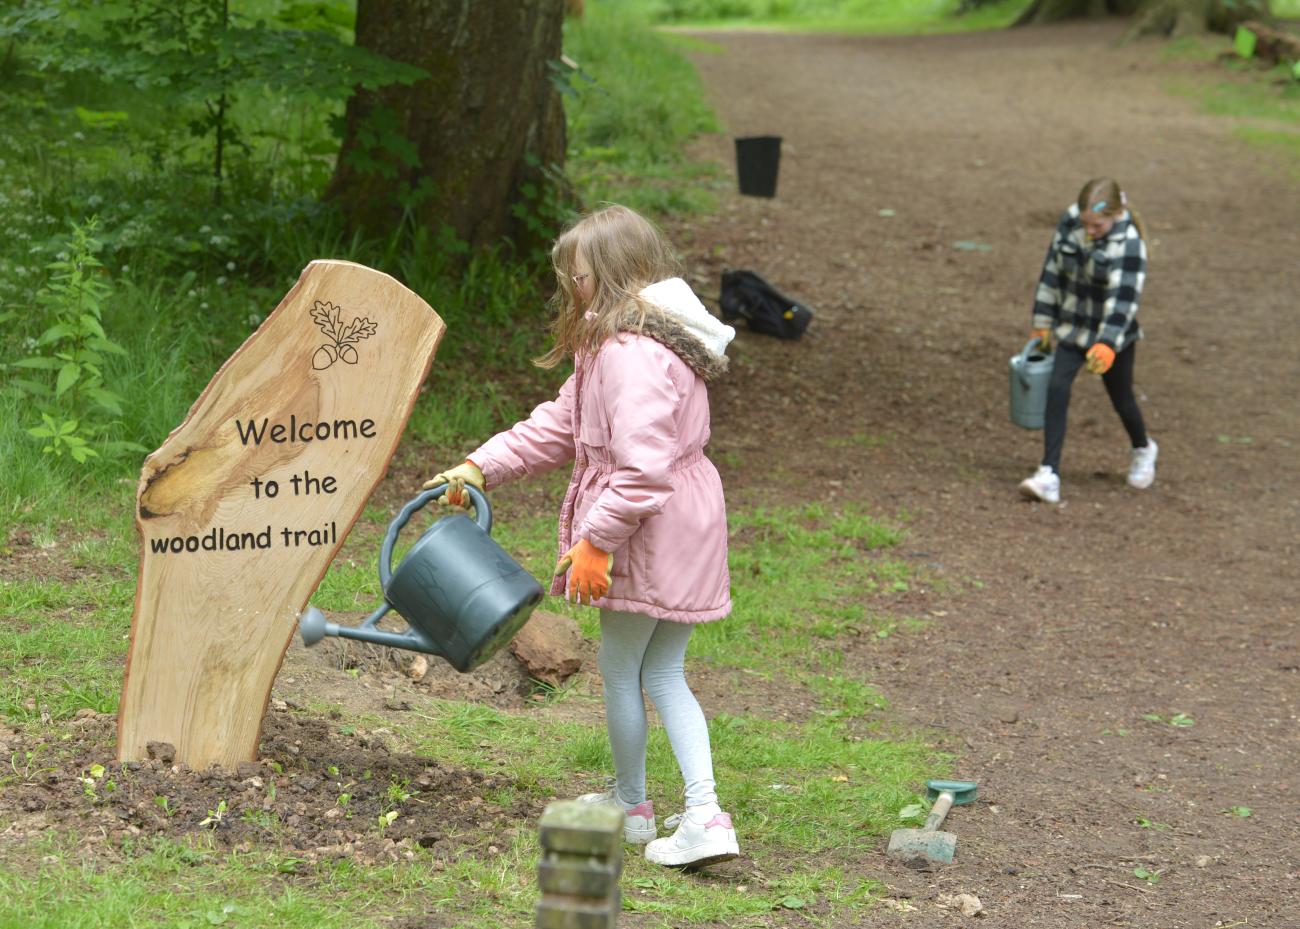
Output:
top-left (378, 484), bottom-right (494, 589)
top-left (1018, 337), bottom-right (1048, 360)
top-left (1015, 337), bottom-right (1049, 391)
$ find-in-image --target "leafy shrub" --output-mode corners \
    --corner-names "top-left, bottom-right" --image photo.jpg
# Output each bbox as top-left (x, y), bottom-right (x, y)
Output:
top-left (1, 218), bottom-right (143, 462)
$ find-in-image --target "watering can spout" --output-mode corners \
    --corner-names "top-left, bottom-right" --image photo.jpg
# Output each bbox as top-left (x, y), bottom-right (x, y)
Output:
top-left (299, 606), bottom-right (334, 647)
top-left (297, 604), bottom-right (445, 657)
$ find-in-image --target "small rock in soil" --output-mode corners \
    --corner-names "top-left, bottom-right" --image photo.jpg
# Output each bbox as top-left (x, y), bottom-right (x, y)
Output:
top-left (509, 609), bottom-right (585, 686)
top-left (938, 892), bottom-right (984, 917)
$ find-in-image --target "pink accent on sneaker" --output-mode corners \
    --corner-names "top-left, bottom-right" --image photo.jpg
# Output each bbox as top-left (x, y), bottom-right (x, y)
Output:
top-left (628, 801), bottom-right (655, 819)
top-left (704, 813), bottom-right (732, 830)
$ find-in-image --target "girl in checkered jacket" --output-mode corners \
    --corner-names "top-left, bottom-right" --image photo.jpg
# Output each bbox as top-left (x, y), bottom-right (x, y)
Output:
top-left (1019, 178), bottom-right (1158, 504)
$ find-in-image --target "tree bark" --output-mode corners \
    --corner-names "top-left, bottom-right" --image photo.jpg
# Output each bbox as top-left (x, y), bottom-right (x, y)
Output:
top-left (1013, 0), bottom-right (1270, 34)
top-left (326, 0), bottom-right (567, 250)
top-left (1127, 0), bottom-right (1269, 38)
top-left (1014, 0), bottom-right (1140, 27)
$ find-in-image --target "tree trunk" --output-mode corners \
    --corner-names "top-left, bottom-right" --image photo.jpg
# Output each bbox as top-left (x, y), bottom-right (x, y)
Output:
top-left (1127, 0), bottom-right (1270, 38)
top-left (1014, 0), bottom-right (1141, 26)
top-left (326, 0), bottom-right (567, 250)
top-left (1013, 0), bottom-right (1271, 34)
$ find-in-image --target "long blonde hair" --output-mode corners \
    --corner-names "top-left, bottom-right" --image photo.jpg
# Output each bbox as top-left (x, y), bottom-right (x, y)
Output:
top-left (535, 204), bottom-right (681, 369)
top-left (1077, 177), bottom-right (1148, 242)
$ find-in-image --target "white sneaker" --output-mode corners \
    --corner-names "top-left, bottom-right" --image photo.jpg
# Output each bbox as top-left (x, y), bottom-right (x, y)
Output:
top-left (576, 787), bottom-right (657, 844)
top-left (1128, 438), bottom-right (1158, 489)
top-left (1019, 465), bottom-right (1060, 503)
top-left (645, 806), bottom-right (739, 867)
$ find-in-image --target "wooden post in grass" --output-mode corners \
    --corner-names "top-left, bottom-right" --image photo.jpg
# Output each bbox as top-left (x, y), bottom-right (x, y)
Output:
top-left (536, 801), bottom-right (623, 929)
top-left (117, 259), bottom-right (444, 769)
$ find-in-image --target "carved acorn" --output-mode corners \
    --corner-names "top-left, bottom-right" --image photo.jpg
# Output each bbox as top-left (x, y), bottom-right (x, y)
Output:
top-left (312, 344), bottom-right (339, 370)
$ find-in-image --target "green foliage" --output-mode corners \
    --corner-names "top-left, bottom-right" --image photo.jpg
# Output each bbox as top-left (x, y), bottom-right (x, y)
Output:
top-left (0, 1), bottom-right (732, 512)
top-left (1, 218), bottom-right (144, 462)
top-left (563, 6), bottom-right (722, 214)
top-left (1233, 25), bottom-right (1258, 59)
top-left (27, 0), bottom-right (425, 205)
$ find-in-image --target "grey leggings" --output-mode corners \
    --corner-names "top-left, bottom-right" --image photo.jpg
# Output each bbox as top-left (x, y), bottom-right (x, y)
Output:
top-left (598, 609), bottom-right (717, 809)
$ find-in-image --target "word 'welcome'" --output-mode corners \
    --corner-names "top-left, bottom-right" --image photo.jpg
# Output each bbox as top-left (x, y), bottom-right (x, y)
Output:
top-left (235, 415), bottom-right (377, 446)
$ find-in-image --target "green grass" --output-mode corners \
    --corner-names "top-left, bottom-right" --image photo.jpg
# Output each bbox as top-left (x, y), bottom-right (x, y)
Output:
top-left (1234, 125), bottom-right (1300, 181)
top-left (696, 504), bottom-right (914, 667)
top-left (0, 834), bottom-right (537, 929)
top-left (0, 497), bottom-right (943, 925)
top-left (563, 4), bottom-right (724, 215)
top-left (0, 493), bottom-right (920, 722)
top-left (1160, 33), bottom-right (1300, 176)
top-left (0, 577), bottom-right (132, 721)
top-left (1197, 69), bottom-right (1300, 124)
top-left (385, 700), bottom-right (933, 923)
top-left (0, 820), bottom-right (901, 927)
top-left (631, 0), bottom-right (1032, 33)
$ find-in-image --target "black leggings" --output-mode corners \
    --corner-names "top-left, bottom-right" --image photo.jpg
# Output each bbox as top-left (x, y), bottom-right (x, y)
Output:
top-left (1042, 342), bottom-right (1147, 473)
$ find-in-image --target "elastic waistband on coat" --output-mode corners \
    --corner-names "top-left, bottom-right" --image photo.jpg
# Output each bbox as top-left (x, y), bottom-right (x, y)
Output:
top-left (584, 447), bottom-right (705, 473)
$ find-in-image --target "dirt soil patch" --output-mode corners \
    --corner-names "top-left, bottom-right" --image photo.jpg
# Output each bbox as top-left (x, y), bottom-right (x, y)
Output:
top-left (0, 709), bottom-right (530, 870)
top-left (663, 20), bottom-right (1300, 928)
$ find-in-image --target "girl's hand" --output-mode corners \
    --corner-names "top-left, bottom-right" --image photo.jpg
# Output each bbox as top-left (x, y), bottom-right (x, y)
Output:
top-left (1031, 328), bottom-right (1052, 350)
top-left (555, 538), bottom-right (613, 604)
top-left (1085, 344), bottom-right (1115, 375)
top-left (422, 460), bottom-right (485, 507)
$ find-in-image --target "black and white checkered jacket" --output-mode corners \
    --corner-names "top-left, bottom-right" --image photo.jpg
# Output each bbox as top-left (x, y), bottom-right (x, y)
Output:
top-left (1031, 203), bottom-right (1147, 352)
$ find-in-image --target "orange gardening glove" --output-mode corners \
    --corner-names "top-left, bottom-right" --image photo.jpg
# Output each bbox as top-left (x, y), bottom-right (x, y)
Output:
top-left (1031, 328), bottom-right (1052, 350)
top-left (554, 538), bottom-right (613, 605)
top-left (421, 460), bottom-right (485, 508)
top-left (1085, 343), bottom-right (1116, 375)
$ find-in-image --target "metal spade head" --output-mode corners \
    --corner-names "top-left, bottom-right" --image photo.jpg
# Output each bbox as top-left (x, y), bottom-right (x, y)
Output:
top-left (886, 779), bottom-right (978, 868)
top-left (886, 826), bottom-right (958, 867)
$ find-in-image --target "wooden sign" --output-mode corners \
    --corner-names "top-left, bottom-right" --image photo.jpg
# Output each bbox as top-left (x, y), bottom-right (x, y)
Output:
top-left (117, 259), bottom-right (444, 769)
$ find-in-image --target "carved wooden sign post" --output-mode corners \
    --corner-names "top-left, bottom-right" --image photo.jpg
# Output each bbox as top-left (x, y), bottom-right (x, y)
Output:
top-left (117, 259), bottom-right (444, 769)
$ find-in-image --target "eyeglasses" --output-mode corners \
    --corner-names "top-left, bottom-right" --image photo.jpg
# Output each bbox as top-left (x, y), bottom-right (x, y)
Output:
top-left (571, 273), bottom-right (590, 287)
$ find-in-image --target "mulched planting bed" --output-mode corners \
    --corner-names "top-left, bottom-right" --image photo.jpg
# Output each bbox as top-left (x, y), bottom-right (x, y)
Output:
top-left (0, 709), bottom-right (537, 868)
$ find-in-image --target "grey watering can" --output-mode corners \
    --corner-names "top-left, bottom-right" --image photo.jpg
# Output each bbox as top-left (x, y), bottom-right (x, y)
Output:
top-left (298, 484), bottom-right (544, 672)
top-left (1008, 337), bottom-right (1054, 430)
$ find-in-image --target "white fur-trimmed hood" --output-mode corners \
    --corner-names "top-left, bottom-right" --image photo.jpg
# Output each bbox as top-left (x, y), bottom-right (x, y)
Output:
top-left (630, 277), bottom-right (734, 380)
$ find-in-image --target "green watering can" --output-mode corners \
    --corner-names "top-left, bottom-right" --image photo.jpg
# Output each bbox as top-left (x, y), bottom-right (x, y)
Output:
top-left (1009, 337), bottom-right (1054, 430)
top-left (299, 484), bottom-right (544, 673)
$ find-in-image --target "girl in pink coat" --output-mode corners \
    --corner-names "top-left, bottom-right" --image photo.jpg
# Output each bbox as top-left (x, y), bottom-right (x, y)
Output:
top-left (425, 205), bottom-right (739, 867)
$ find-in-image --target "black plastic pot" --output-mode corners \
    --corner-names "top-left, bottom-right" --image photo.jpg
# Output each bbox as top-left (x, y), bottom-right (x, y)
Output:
top-left (734, 135), bottom-right (782, 198)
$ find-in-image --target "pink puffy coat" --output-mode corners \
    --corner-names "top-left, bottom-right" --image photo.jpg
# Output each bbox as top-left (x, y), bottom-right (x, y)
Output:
top-left (469, 279), bottom-right (734, 623)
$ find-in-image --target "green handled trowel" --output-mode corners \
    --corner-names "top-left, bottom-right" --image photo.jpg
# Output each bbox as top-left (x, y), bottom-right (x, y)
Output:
top-left (886, 779), bottom-right (978, 867)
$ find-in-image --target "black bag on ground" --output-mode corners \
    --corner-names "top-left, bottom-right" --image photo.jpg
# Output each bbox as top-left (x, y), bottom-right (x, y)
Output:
top-left (718, 269), bottom-right (814, 340)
